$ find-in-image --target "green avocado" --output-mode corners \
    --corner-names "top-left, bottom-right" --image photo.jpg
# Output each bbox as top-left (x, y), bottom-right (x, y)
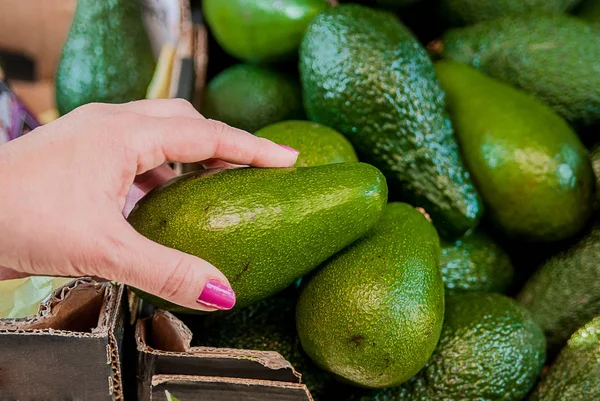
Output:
top-left (353, 292), bottom-right (546, 401)
top-left (440, 0), bottom-right (582, 26)
top-left (296, 202), bottom-right (444, 389)
top-left (529, 315), bottom-right (600, 401)
top-left (518, 220), bottom-right (600, 355)
top-left (202, 64), bottom-right (304, 132)
top-left (435, 60), bottom-right (593, 242)
top-left (439, 13), bottom-right (600, 127)
top-left (55, 0), bottom-right (155, 115)
top-left (300, 4), bottom-right (482, 238)
top-left (202, 0), bottom-right (328, 63)
top-left (440, 229), bottom-right (514, 294)
top-left (255, 121), bottom-right (358, 167)
top-left (127, 163), bottom-right (387, 312)
top-left (195, 291), bottom-right (335, 400)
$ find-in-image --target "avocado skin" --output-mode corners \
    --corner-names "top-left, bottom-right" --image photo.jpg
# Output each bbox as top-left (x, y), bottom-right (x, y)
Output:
top-left (127, 163), bottom-right (388, 312)
top-left (441, 13), bottom-right (600, 127)
top-left (440, 229), bottom-right (514, 294)
top-left (529, 315), bottom-right (600, 401)
top-left (55, 0), bottom-right (155, 115)
top-left (255, 120), bottom-right (358, 167)
top-left (202, 0), bottom-right (328, 63)
top-left (440, 0), bottom-right (582, 26)
top-left (194, 291), bottom-right (335, 400)
top-left (518, 221), bottom-right (600, 355)
top-left (435, 60), bottom-right (593, 242)
top-left (296, 202), bottom-right (444, 389)
top-left (202, 64), bottom-right (304, 133)
top-left (300, 4), bottom-right (482, 238)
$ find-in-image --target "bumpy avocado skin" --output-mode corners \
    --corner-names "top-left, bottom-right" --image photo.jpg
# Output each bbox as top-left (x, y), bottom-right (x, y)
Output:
top-left (440, 229), bottom-right (514, 294)
top-left (255, 120), bottom-right (358, 167)
top-left (435, 60), bottom-right (593, 242)
top-left (296, 203), bottom-right (444, 389)
top-left (127, 163), bottom-right (387, 312)
top-left (202, 64), bottom-right (304, 132)
top-left (529, 315), bottom-right (600, 401)
top-left (55, 0), bottom-right (155, 115)
top-left (300, 4), bottom-right (482, 238)
top-left (441, 13), bottom-right (600, 127)
top-left (518, 221), bottom-right (600, 355)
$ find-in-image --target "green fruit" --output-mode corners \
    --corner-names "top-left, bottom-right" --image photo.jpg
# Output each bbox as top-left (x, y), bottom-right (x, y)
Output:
top-left (440, 229), bottom-right (514, 294)
top-left (255, 121), bottom-right (358, 167)
top-left (300, 4), bottom-right (482, 238)
top-left (435, 60), bottom-right (593, 241)
top-left (202, 64), bottom-right (304, 132)
top-left (411, 292), bottom-right (545, 401)
top-left (296, 202), bottom-right (444, 389)
top-left (440, 0), bottom-right (582, 26)
top-left (202, 0), bottom-right (328, 63)
top-left (590, 144), bottom-right (600, 210)
top-left (127, 163), bottom-right (387, 312)
top-left (55, 0), bottom-right (155, 115)
top-left (195, 291), bottom-right (335, 400)
top-left (575, 0), bottom-right (600, 23)
top-left (518, 221), bottom-right (600, 354)
top-left (440, 13), bottom-right (600, 127)
top-left (529, 315), bottom-right (600, 401)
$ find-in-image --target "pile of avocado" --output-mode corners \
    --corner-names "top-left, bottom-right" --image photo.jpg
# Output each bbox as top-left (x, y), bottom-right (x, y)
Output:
top-left (55, 0), bottom-right (600, 399)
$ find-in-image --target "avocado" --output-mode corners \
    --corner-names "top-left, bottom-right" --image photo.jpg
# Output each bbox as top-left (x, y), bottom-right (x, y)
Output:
top-left (202, 0), bottom-right (328, 63)
top-left (591, 144), bottom-right (600, 210)
top-left (435, 60), bottom-right (593, 242)
top-left (440, 229), bottom-right (514, 294)
top-left (575, 0), bottom-right (600, 23)
top-left (255, 121), bottom-right (358, 167)
top-left (518, 221), bottom-right (600, 355)
top-left (296, 202), bottom-right (444, 389)
top-left (127, 163), bottom-right (387, 312)
top-left (202, 64), bottom-right (304, 132)
top-left (300, 4), bottom-right (482, 238)
top-left (439, 13), bottom-right (600, 127)
top-left (55, 0), bottom-right (155, 115)
top-left (529, 315), bottom-right (600, 401)
top-left (194, 290), bottom-right (335, 400)
top-left (440, 0), bottom-right (582, 26)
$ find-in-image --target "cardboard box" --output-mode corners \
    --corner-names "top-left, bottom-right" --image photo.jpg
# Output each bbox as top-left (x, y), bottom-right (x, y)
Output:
top-left (135, 309), bottom-right (313, 401)
top-left (0, 278), bottom-right (128, 400)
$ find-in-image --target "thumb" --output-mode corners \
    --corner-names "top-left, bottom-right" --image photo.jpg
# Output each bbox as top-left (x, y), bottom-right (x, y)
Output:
top-left (109, 224), bottom-right (236, 312)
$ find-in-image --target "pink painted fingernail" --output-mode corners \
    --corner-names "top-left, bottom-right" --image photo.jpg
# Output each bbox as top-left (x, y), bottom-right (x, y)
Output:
top-left (279, 144), bottom-right (300, 154)
top-left (197, 280), bottom-right (236, 310)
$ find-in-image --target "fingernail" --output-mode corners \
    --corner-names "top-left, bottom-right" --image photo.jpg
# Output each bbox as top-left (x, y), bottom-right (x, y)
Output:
top-left (279, 144), bottom-right (300, 154)
top-left (197, 280), bottom-right (236, 310)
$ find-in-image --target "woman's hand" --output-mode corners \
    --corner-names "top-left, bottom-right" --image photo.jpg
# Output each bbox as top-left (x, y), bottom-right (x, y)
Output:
top-left (0, 99), bottom-right (298, 311)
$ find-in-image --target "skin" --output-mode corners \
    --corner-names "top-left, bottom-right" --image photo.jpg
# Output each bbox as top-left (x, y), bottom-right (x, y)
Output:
top-left (0, 99), bottom-right (298, 312)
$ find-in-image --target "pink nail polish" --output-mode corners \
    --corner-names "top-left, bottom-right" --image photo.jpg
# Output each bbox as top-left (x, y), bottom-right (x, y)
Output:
top-left (197, 280), bottom-right (236, 310)
top-left (279, 144), bottom-right (300, 154)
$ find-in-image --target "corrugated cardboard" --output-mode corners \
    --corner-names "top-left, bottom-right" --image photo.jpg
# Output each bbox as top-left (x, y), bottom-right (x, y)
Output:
top-left (0, 278), bottom-right (127, 400)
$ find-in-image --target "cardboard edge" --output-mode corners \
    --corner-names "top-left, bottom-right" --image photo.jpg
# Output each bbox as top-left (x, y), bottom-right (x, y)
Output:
top-left (107, 284), bottom-right (127, 401)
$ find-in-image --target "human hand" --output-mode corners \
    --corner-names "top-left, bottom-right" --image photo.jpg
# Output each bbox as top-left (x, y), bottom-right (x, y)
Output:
top-left (0, 99), bottom-right (299, 311)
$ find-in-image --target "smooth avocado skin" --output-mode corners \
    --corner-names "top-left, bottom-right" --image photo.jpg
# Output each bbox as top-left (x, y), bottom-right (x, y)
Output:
top-left (202, 0), bottom-right (328, 63)
top-left (440, 0), bottom-right (582, 26)
top-left (440, 229), bottom-right (514, 294)
top-left (55, 0), bottom-right (155, 115)
top-left (300, 4), bottom-right (482, 238)
top-left (127, 163), bottom-right (388, 312)
top-left (296, 202), bottom-right (444, 389)
top-left (518, 221), bottom-right (600, 355)
top-left (435, 60), bottom-right (593, 242)
top-left (440, 13), bottom-right (600, 127)
top-left (255, 121), bottom-right (358, 167)
top-left (202, 64), bottom-right (304, 133)
top-left (529, 315), bottom-right (600, 401)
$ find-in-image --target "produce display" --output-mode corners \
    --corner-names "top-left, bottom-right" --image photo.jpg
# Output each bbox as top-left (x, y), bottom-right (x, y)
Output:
top-left (4, 0), bottom-right (600, 399)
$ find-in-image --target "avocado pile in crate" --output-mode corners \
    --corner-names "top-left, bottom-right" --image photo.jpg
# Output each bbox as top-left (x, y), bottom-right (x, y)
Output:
top-left (56, 0), bottom-right (600, 399)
